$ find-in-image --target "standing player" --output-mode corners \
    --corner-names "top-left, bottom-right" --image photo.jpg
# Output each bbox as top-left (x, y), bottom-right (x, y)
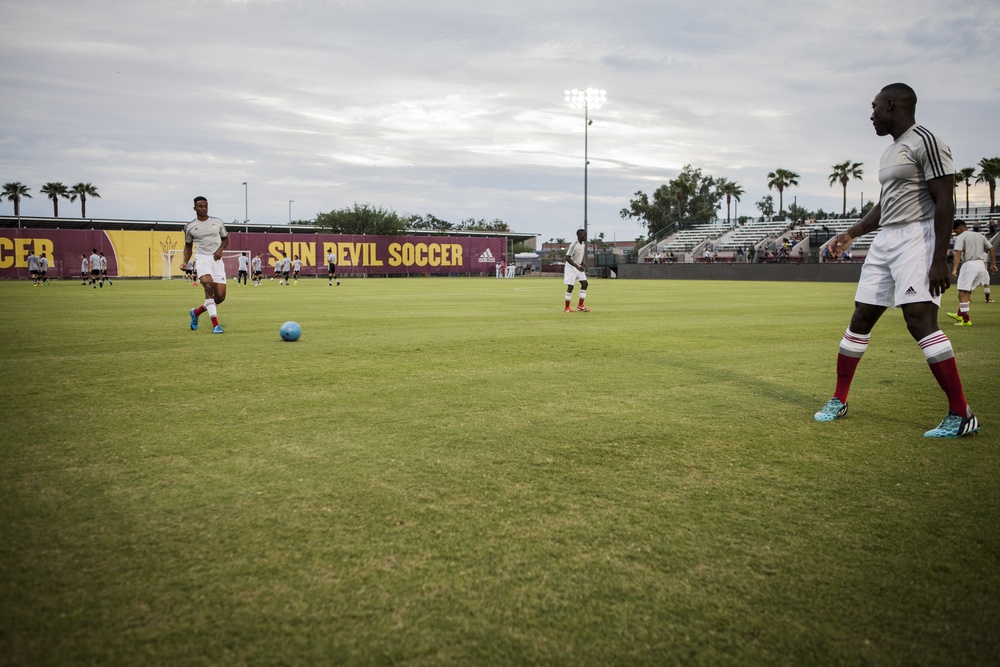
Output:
top-left (563, 228), bottom-right (589, 312)
top-left (38, 253), bottom-right (49, 285)
top-left (292, 255), bottom-right (302, 285)
top-left (80, 254), bottom-right (89, 284)
top-left (252, 253), bottom-right (263, 286)
top-left (281, 254), bottom-right (292, 286)
top-left (815, 83), bottom-right (979, 438)
top-left (182, 196), bottom-right (228, 334)
top-left (100, 251), bottom-right (113, 286)
top-left (946, 220), bottom-right (998, 325)
top-left (27, 249), bottom-right (40, 285)
top-left (237, 251), bottom-right (250, 286)
top-left (89, 248), bottom-right (103, 288)
top-left (326, 248), bottom-right (340, 286)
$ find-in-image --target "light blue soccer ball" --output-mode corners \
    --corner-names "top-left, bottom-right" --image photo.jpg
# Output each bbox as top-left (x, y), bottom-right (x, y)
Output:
top-left (280, 321), bottom-right (302, 342)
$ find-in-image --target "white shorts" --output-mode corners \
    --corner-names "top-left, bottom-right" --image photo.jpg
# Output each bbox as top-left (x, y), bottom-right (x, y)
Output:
top-left (956, 259), bottom-right (990, 292)
top-left (194, 254), bottom-right (227, 284)
top-left (563, 264), bottom-right (587, 286)
top-left (855, 219), bottom-right (940, 308)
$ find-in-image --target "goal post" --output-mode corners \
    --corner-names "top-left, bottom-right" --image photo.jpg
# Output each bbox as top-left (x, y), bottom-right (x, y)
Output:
top-left (162, 249), bottom-right (249, 280)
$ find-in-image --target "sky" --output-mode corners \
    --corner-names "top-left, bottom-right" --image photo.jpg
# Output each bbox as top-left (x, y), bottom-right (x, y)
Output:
top-left (2, 0), bottom-right (999, 243)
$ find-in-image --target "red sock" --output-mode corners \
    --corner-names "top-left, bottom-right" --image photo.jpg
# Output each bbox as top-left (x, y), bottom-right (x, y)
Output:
top-left (833, 353), bottom-right (862, 403)
top-left (194, 306), bottom-right (207, 316)
top-left (928, 358), bottom-right (970, 417)
top-left (211, 316), bottom-right (220, 327)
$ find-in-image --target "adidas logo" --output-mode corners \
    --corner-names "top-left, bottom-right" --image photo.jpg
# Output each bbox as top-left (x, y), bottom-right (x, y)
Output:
top-left (478, 249), bottom-right (496, 263)
top-left (904, 286), bottom-right (917, 296)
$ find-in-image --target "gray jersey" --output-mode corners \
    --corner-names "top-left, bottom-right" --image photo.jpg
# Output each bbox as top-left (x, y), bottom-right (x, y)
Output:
top-left (27, 254), bottom-right (39, 271)
top-left (184, 216), bottom-right (228, 255)
top-left (39, 257), bottom-right (48, 272)
top-left (292, 259), bottom-right (302, 271)
top-left (252, 256), bottom-right (262, 271)
top-left (89, 253), bottom-right (101, 270)
top-left (238, 254), bottom-right (250, 271)
top-left (281, 257), bottom-right (291, 271)
top-left (566, 240), bottom-right (585, 266)
top-left (877, 124), bottom-right (953, 227)
top-left (954, 230), bottom-right (992, 263)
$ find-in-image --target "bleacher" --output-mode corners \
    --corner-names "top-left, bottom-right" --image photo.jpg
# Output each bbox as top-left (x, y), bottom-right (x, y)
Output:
top-left (657, 221), bottom-right (732, 253)
top-left (715, 220), bottom-right (792, 251)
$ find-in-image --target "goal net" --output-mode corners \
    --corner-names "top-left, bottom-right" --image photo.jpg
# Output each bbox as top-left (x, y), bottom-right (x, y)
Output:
top-left (162, 249), bottom-right (248, 280)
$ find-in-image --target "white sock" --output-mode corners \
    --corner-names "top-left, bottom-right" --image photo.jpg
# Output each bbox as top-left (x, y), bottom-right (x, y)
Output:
top-left (205, 299), bottom-right (217, 318)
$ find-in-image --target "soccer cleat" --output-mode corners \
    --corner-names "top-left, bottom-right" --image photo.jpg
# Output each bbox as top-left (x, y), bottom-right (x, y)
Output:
top-left (189, 309), bottom-right (199, 330)
top-left (212, 325), bottom-right (224, 334)
top-left (986, 299), bottom-right (995, 303)
top-left (564, 306), bottom-right (572, 312)
top-left (953, 320), bottom-right (972, 327)
top-left (924, 411), bottom-right (980, 438)
top-left (945, 312), bottom-right (962, 322)
top-left (576, 306), bottom-right (590, 312)
top-left (814, 398), bottom-right (848, 422)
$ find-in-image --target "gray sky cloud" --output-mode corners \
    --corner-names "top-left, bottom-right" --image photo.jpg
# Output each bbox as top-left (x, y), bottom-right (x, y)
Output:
top-left (2, 0), bottom-right (998, 241)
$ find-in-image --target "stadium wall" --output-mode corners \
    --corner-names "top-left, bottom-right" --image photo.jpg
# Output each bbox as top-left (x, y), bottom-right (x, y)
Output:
top-left (0, 228), bottom-right (505, 278)
top-left (617, 262), bottom-right (864, 282)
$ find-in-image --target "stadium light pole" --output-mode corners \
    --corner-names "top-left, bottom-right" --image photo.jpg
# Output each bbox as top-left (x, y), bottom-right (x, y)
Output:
top-left (565, 88), bottom-right (606, 265)
top-left (241, 181), bottom-right (248, 229)
top-left (288, 200), bottom-right (294, 224)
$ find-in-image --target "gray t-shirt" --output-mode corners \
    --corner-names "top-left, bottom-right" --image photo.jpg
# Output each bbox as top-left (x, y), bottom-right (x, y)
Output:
top-left (184, 216), bottom-right (228, 255)
top-left (27, 254), bottom-right (39, 271)
top-left (954, 230), bottom-right (992, 263)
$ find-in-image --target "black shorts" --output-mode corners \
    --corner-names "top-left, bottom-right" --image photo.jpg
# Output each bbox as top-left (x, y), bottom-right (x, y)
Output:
top-left (328, 263), bottom-right (337, 272)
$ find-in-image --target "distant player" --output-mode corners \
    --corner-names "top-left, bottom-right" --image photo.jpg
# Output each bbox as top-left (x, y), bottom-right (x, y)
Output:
top-left (563, 228), bottom-right (589, 312)
top-left (100, 251), bottom-right (112, 286)
top-left (89, 248), bottom-right (103, 288)
top-left (274, 252), bottom-right (284, 283)
top-left (80, 254), bottom-right (89, 284)
top-left (38, 253), bottom-right (49, 284)
top-left (326, 248), bottom-right (340, 286)
top-left (815, 83), bottom-right (978, 438)
top-left (182, 196), bottom-right (228, 334)
top-left (26, 249), bottom-right (39, 285)
top-left (252, 253), bottom-right (263, 285)
top-left (237, 251), bottom-right (250, 286)
top-left (281, 254), bottom-right (291, 285)
top-left (946, 220), bottom-right (998, 326)
top-left (292, 255), bottom-right (302, 284)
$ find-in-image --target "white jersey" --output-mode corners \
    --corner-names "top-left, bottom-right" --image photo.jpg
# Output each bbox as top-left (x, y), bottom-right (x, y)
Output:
top-left (81, 257), bottom-right (89, 272)
top-left (954, 230), bottom-right (992, 263)
top-left (184, 216), bottom-right (228, 255)
top-left (566, 240), bottom-right (585, 266)
top-left (252, 256), bottom-right (262, 272)
top-left (39, 257), bottom-right (48, 272)
top-left (281, 257), bottom-right (291, 271)
top-left (326, 252), bottom-right (337, 265)
top-left (100, 256), bottom-right (108, 270)
top-left (292, 259), bottom-right (302, 271)
top-left (877, 124), bottom-right (953, 227)
top-left (238, 254), bottom-right (250, 271)
top-left (89, 252), bottom-right (101, 270)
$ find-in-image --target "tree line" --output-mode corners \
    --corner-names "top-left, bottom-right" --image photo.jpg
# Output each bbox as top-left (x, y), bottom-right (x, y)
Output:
top-left (621, 157), bottom-right (1000, 238)
top-left (2, 182), bottom-right (101, 217)
top-left (305, 203), bottom-right (509, 235)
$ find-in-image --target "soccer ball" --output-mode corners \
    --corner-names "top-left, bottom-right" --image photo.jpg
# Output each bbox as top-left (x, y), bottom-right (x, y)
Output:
top-left (279, 321), bottom-right (302, 342)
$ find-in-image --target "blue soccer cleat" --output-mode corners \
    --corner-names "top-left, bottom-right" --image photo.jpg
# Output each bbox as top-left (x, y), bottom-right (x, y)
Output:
top-left (814, 398), bottom-right (848, 422)
top-left (923, 411), bottom-right (980, 438)
top-left (189, 308), bottom-right (199, 330)
top-left (212, 325), bottom-right (224, 334)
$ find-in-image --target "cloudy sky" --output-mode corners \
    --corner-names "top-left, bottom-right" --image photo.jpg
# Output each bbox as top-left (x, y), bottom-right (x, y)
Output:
top-left (3, 0), bottom-right (999, 243)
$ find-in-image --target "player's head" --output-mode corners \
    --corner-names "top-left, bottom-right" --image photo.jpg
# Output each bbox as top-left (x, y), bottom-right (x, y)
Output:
top-left (871, 83), bottom-right (917, 137)
top-left (92, 248), bottom-right (97, 253)
top-left (242, 251), bottom-right (247, 256)
top-left (954, 220), bottom-right (967, 232)
top-left (193, 196), bottom-right (209, 219)
top-left (576, 228), bottom-right (586, 241)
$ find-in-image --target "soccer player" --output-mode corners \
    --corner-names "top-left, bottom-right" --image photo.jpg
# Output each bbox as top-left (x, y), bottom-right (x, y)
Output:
top-left (292, 255), bottom-right (302, 284)
top-left (80, 254), bottom-right (89, 284)
top-left (326, 248), bottom-right (340, 286)
top-left (26, 249), bottom-right (39, 285)
top-left (815, 83), bottom-right (979, 438)
top-left (99, 251), bottom-right (113, 286)
top-left (946, 220), bottom-right (998, 326)
top-left (237, 251), bottom-right (250, 286)
top-left (252, 253), bottom-right (263, 285)
top-left (273, 252), bottom-right (283, 282)
top-left (182, 196), bottom-right (228, 334)
top-left (38, 253), bottom-right (49, 284)
top-left (89, 248), bottom-right (103, 288)
top-left (563, 228), bottom-right (589, 312)
top-left (281, 254), bottom-right (292, 286)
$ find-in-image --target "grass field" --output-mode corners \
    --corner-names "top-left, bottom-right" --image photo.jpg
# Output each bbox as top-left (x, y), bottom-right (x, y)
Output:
top-left (1, 275), bottom-right (998, 666)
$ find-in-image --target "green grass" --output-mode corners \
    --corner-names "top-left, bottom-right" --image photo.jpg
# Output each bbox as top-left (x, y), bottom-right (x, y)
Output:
top-left (1, 276), bottom-right (998, 666)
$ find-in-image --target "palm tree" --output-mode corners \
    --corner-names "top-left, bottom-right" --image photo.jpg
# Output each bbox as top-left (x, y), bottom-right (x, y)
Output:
top-left (716, 178), bottom-right (745, 225)
top-left (975, 157), bottom-right (1000, 213)
top-left (766, 168), bottom-right (799, 217)
top-left (828, 161), bottom-right (863, 216)
top-left (2, 182), bottom-right (33, 216)
top-left (955, 167), bottom-right (976, 214)
top-left (40, 182), bottom-right (71, 217)
top-left (69, 182), bottom-right (101, 218)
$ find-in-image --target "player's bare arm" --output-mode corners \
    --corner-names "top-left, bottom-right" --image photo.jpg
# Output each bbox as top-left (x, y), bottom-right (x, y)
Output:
top-left (951, 248), bottom-right (963, 278)
top-left (827, 202), bottom-right (882, 255)
top-left (181, 241), bottom-right (193, 269)
top-left (926, 174), bottom-right (956, 297)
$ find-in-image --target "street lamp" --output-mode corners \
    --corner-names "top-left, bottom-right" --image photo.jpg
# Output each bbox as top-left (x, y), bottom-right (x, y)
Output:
top-left (564, 87), bottom-right (606, 263)
top-left (288, 200), bottom-right (294, 224)
top-left (241, 181), bottom-right (248, 226)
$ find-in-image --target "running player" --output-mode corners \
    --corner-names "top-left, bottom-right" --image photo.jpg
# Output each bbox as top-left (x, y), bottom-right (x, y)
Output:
top-left (182, 196), bottom-right (228, 334)
top-left (563, 228), bottom-right (589, 312)
top-left (292, 256), bottom-right (302, 284)
top-left (815, 83), bottom-right (979, 438)
top-left (946, 220), bottom-right (998, 325)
